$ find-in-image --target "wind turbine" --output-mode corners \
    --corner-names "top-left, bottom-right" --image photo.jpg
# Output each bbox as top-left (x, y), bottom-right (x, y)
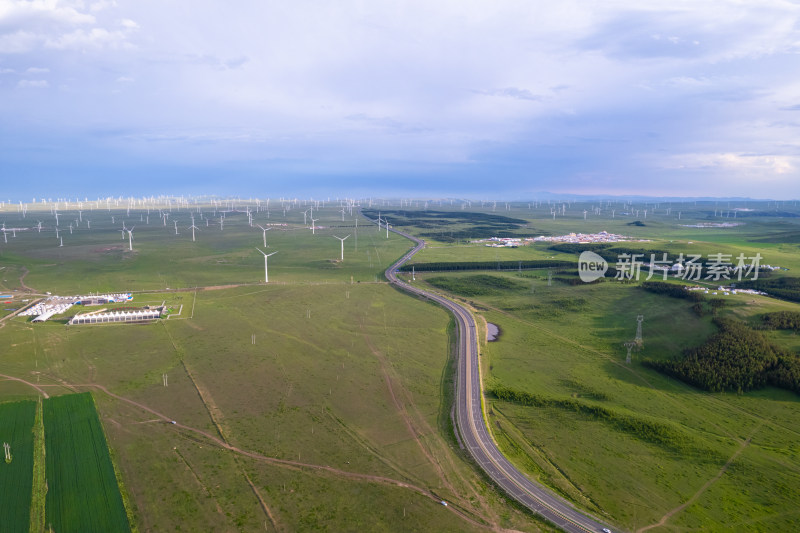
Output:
top-left (332, 234), bottom-right (350, 261)
top-left (255, 248), bottom-right (278, 283)
top-left (256, 224), bottom-right (271, 247)
top-left (127, 226), bottom-right (135, 251)
top-left (189, 222), bottom-right (200, 242)
top-left (310, 218), bottom-right (317, 235)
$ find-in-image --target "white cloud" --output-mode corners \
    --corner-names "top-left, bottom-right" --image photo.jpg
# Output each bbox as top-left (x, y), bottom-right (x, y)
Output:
top-left (0, 0), bottom-right (135, 53)
top-left (90, 1), bottom-right (118, 12)
top-left (0, 29), bottom-right (39, 53)
top-left (26, 66), bottom-right (48, 73)
top-left (44, 27), bottom-right (129, 49)
top-left (0, 67), bottom-right (14, 73)
top-left (663, 152), bottom-right (797, 176)
top-left (17, 78), bottom-right (48, 88)
top-left (3, 1), bottom-right (800, 196)
top-left (0, 0), bottom-right (96, 27)
top-left (472, 87), bottom-right (544, 102)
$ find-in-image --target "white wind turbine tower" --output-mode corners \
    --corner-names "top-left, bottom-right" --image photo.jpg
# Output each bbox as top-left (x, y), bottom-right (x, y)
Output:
top-left (332, 234), bottom-right (350, 261)
top-left (127, 226), bottom-right (135, 251)
top-left (256, 224), bottom-right (271, 247)
top-left (311, 218), bottom-right (318, 234)
top-left (188, 222), bottom-right (199, 242)
top-left (255, 248), bottom-right (278, 283)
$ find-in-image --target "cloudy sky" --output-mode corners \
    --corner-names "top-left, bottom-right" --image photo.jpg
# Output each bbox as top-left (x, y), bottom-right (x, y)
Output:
top-left (1, 1), bottom-right (799, 199)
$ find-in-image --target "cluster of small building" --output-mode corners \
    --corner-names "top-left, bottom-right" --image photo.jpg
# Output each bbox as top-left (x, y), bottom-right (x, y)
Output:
top-left (532, 231), bottom-right (643, 244)
top-left (480, 237), bottom-right (525, 248)
top-left (69, 307), bottom-right (163, 325)
top-left (680, 222), bottom-right (743, 228)
top-left (686, 286), bottom-right (768, 296)
top-left (19, 293), bottom-right (134, 323)
top-left (20, 300), bottom-right (76, 322)
top-left (475, 231), bottom-right (641, 248)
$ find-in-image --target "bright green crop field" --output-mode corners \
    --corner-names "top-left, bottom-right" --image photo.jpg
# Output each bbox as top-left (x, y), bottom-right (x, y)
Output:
top-left (0, 401), bottom-right (36, 532)
top-left (43, 393), bottom-right (131, 533)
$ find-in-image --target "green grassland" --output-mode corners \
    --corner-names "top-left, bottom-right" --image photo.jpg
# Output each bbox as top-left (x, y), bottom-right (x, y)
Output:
top-left (0, 203), bottom-right (549, 532)
top-left (44, 392), bottom-right (131, 533)
top-left (2, 199), bottom-right (799, 532)
top-left (392, 201), bottom-right (800, 277)
top-left (412, 265), bottom-right (800, 532)
top-left (0, 400), bottom-right (36, 532)
top-left (0, 206), bottom-right (411, 294)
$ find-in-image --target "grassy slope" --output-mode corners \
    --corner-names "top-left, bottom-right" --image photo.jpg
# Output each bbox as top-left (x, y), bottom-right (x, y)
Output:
top-left (414, 265), bottom-right (800, 532)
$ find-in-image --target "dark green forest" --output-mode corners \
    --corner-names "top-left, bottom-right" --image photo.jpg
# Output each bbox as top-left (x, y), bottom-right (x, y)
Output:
top-left (645, 318), bottom-right (800, 394)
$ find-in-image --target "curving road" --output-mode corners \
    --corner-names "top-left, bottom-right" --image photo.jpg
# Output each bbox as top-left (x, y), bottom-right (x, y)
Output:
top-left (385, 228), bottom-right (612, 533)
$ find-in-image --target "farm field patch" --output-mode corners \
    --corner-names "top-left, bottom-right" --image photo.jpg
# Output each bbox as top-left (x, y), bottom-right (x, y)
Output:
top-left (43, 393), bottom-right (131, 533)
top-left (0, 400), bottom-right (36, 532)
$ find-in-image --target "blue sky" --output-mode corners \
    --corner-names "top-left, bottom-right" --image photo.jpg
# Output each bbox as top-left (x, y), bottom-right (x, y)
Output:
top-left (1, 1), bottom-right (799, 199)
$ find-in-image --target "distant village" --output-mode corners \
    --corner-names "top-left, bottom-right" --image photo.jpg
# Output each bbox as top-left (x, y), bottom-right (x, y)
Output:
top-left (475, 231), bottom-right (645, 247)
top-left (686, 286), bottom-right (767, 297)
top-left (680, 222), bottom-right (743, 228)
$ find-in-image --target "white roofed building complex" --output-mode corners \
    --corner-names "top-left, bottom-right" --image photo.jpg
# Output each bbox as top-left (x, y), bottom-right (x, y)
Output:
top-left (69, 307), bottom-right (163, 325)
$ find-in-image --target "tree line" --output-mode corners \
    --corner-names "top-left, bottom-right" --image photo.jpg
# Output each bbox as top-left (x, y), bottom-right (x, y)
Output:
top-left (760, 311), bottom-right (800, 330)
top-left (489, 385), bottom-right (690, 452)
top-left (398, 259), bottom-right (572, 272)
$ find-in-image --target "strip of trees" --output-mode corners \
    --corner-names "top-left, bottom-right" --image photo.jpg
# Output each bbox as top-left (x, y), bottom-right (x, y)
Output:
top-left (398, 259), bottom-right (572, 272)
top-left (760, 311), bottom-right (800, 330)
top-left (489, 386), bottom-right (690, 451)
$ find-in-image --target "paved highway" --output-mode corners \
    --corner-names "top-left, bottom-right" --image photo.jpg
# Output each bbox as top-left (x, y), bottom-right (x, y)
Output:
top-left (385, 229), bottom-right (613, 533)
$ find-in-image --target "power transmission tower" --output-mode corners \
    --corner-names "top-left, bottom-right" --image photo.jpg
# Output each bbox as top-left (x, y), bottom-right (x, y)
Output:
top-left (624, 341), bottom-right (636, 364)
top-left (635, 315), bottom-right (644, 345)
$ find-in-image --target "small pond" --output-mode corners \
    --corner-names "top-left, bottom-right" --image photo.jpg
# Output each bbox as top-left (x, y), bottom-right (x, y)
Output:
top-left (487, 322), bottom-right (500, 342)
